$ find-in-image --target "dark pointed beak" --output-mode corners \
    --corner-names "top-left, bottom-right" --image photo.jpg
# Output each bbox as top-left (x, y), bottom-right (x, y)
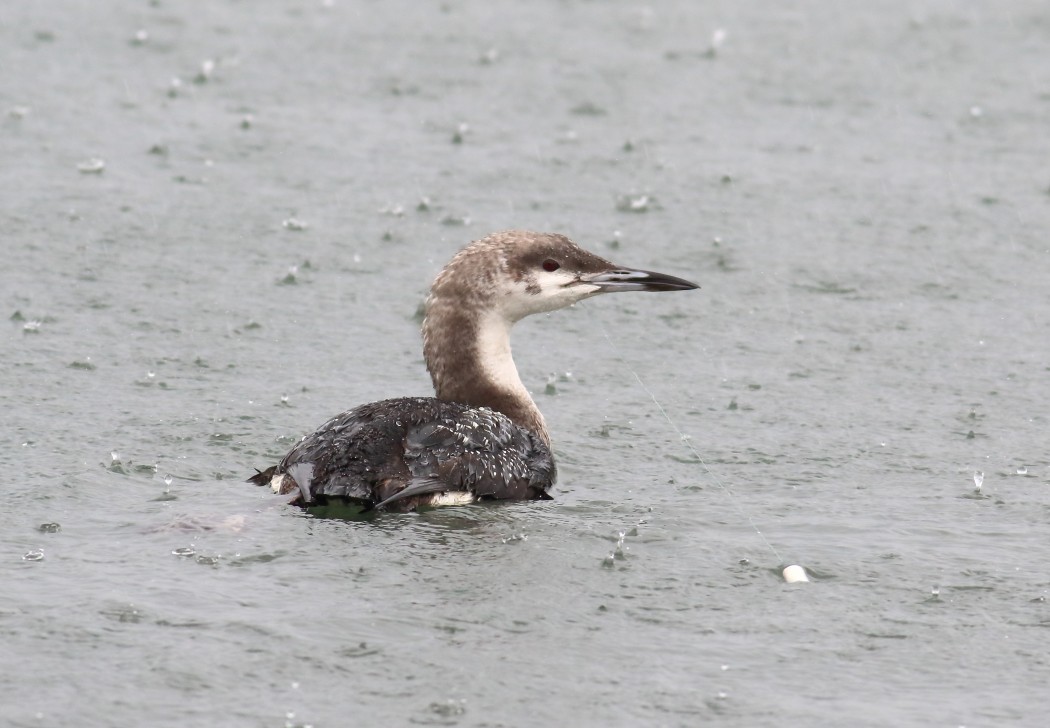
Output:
top-left (581, 267), bottom-right (700, 292)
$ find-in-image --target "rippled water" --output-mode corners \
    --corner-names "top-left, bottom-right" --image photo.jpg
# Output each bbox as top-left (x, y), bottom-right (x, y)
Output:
top-left (4, 1), bottom-right (1050, 726)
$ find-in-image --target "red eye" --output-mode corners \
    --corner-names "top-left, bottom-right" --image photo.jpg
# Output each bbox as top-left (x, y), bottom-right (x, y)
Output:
top-left (542, 259), bottom-right (560, 272)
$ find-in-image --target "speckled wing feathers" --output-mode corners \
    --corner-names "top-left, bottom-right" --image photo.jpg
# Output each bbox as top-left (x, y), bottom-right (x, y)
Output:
top-left (265, 397), bottom-right (556, 510)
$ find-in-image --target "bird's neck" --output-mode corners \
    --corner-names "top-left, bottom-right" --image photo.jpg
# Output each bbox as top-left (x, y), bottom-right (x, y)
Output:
top-left (422, 297), bottom-right (549, 444)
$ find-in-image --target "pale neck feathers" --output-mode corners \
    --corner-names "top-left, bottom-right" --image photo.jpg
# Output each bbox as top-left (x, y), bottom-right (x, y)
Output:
top-left (422, 288), bottom-right (549, 445)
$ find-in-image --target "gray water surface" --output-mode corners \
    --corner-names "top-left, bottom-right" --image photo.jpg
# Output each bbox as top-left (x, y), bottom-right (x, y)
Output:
top-left (3, 1), bottom-right (1050, 726)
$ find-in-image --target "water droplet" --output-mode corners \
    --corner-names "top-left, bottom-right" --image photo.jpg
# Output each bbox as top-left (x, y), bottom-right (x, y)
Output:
top-left (1016, 466), bottom-right (1028, 475)
top-left (110, 451), bottom-right (121, 464)
top-left (195, 58), bottom-right (216, 83)
top-left (130, 29), bottom-right (149, 45)
top-left (704, 28), bottom-right (727, 58)
top-left (172, 546), bottom-right (195, 557)
top-left (23, 549), bottom-right (45, 561)
top-left (973, 470), bottom-right (984, 492)
top-left (280, 266), bottom-right (299, 285)
top-left (615, 193), bottom-right (654, 213)
top-left (77, 158), bottom-right (106, 174)
top-left (601, 552), bottom-right (615, 568)
top-left (282, 217), bottom-right (308, 231)
top-left (23, 320), bottom-right (42, 333)
top-left (428, 699), bottom-right (466, 718)
top-left (439, 213), bottom-right (470, 226)
top-left (931, 584), bottom-right (940, 598)
top-left (163, 474), bottom-right (173, 486)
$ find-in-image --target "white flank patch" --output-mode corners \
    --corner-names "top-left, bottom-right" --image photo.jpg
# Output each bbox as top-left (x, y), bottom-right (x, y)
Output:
top-left (428, 491), bottom-right (476, 507)
top-left (270, 473), bottom-right (290, 494)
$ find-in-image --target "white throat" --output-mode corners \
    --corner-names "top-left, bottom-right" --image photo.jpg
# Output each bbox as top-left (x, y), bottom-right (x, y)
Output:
top-left (475, 310), bottom-right (533, 403)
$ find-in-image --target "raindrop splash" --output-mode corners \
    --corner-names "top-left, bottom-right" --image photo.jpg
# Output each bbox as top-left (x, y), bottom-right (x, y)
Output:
top-left (77, 158), bottom-right (106, 174)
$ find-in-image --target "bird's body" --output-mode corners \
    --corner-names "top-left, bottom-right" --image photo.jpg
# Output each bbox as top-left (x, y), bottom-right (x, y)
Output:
top-left (250, 230), bottom-right (698, 512)
top-left (252, 397), bottom-right (554, 511)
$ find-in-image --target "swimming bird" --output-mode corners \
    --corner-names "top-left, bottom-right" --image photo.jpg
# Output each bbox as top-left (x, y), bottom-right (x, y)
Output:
top-left (249, 230), bottom-right (698, 512)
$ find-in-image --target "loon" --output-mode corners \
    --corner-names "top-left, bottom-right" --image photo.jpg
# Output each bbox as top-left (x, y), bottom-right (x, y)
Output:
top-left (249, 230), bottom-right (698, 512)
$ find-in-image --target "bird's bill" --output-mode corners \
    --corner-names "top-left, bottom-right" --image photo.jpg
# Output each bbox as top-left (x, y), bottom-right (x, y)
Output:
top-left (580, 268), bottom-right (700, 292)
